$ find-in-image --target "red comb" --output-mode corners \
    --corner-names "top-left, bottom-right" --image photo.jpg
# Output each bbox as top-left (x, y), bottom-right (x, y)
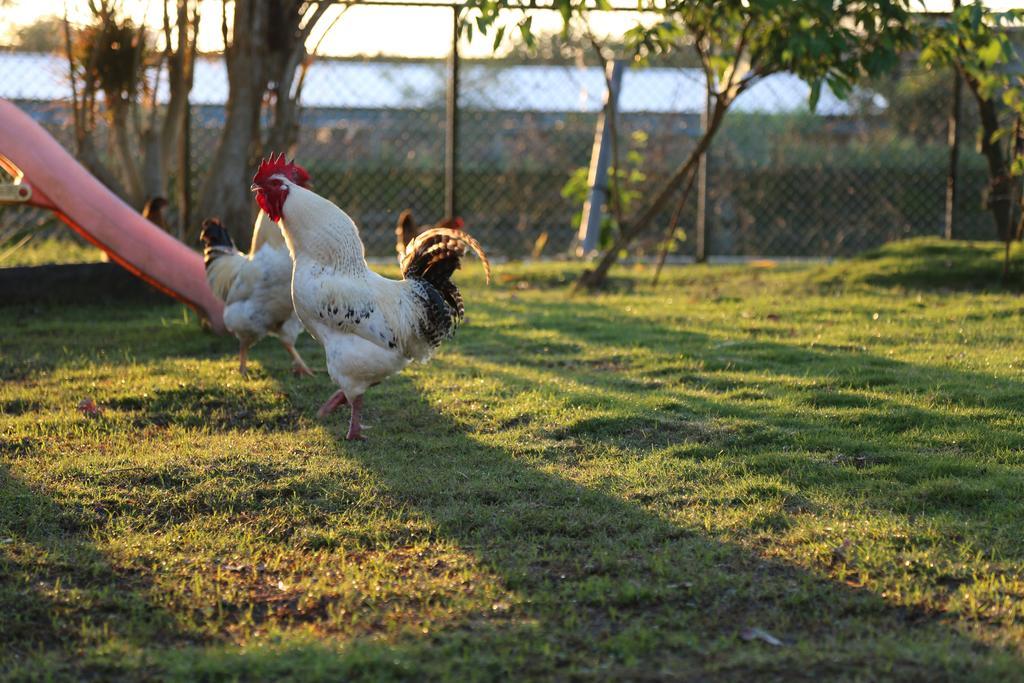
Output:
top-left (253, 153), bottom-right (310, 188)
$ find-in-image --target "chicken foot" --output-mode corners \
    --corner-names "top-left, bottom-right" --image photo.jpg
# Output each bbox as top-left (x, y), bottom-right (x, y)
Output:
top-left (280, 340), bottom-right (315, 377)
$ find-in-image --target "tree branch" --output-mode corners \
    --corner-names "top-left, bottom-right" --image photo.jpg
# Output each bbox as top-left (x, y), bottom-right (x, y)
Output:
top-left (62, 9), bottom-right (83, 147)
top-left (721, 16), bottom-right (754, 100)
top-left (651, 162), bottom-right (700, 286)
top-left (577, 96), bottom-right (730, 292)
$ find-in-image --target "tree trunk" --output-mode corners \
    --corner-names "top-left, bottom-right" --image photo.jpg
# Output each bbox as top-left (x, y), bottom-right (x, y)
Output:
top-left (195, 1), bottom-right (269, 249)
top-left (265, 68), bottom-right (303, 155)
top-left (265, 1), bottom-right (331, 157)
top-left (77, 135), bottom-right (130, 200)
top-left (140, 125), bottom-right (165, 205)
top-left (161, 1), bottom-right (198, 173)
top-left (967, 75), bottom-right (1014, 242)
top-left (576, 99), bottom-right (729, 291)
top-left (265, 45), bottom-right (306, 155)
top-left (109, 103), bottom-right (145, 208)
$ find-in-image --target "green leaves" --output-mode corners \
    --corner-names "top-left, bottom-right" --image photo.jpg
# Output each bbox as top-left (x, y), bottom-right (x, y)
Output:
top-left (466, 0), bottom-right (913, 107)
top-left (808, 79), bottom-right (823, 112)
top-left (518, 16), bottom-right (535, 50)
top-left (919, 3), bottom-right (1024, 74)
top-left (919, 2), bottom-right (1024, 177)
top-left (466, 0), bottom-right (915, 283)
top-left (978, 38), bottom-right (1006, 68)
top-left (491, 25), bottom-right (506, 51)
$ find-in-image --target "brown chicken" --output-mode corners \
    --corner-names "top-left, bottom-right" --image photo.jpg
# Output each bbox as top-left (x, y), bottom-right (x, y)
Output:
top-left (142, 196), bottom-right (170, 231)
top-left (394, 209), bottom-right (464, 261)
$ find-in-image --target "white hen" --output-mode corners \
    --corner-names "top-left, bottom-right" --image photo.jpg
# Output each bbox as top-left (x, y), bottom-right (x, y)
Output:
top-left (250, 154), bottom-right (490, 440)
top-left (200, 211), bottom-right (314, 378)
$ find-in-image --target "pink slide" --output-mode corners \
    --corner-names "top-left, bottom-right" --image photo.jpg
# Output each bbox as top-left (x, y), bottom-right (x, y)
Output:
top-left (0, 99), bottom-right (225, 333)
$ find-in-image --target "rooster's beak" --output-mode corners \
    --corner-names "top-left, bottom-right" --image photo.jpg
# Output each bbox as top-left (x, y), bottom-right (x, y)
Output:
top-left (250, 183), bottom-right (260, 192)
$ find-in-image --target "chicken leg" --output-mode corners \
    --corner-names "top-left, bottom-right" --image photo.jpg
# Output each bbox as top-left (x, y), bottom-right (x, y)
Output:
top-left (317, 389), bottom-right (347, 418)
top-left (346, 395), bottom-right (365, 441)
top-left (238, 341), bottom-right (251, 378)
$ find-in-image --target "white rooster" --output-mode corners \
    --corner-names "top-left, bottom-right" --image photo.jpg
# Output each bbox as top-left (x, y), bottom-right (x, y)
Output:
top-left (200, 166), bottom-right (316, 378)
top-left (250, 154), bottom-right (491, 440)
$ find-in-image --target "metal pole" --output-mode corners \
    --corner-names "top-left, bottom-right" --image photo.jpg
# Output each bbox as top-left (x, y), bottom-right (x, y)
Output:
top-left (695, 90), bottom-right (711, 262)
top-left (578, 59), bottom-right (625, 257)
top-left (445, 6), bottom-right (459, 219)
top-left (945, 0), bottom-right (963, 241)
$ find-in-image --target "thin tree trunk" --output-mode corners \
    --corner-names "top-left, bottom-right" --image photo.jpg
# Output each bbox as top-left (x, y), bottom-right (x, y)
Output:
top-left (195, 1), bottom-right (269, 249)
top-left (79, 136), bottom-right (129, 199)
top-left (265, 2), bottom-right (332, 155)
top-left (140, 126), bottom-right (165, 204)
top-left (965, 74), bottom-right (1013, 242)
top-left (63, 8), bottom-right (130, 201)
top-left (265, 60), bottom-right (303, 155)
top-left (651, 164), bottom-right (700, 286)
top-left (109, 103), bottom-right (145, 207)
top-left (161, 1), bottom-right (199, 172)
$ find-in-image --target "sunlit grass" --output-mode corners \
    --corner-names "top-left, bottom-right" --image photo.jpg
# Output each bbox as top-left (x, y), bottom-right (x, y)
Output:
top-left (0, 235), bottom-right (104, 268)
top-left (2, 239), bottom-right (1023, 680)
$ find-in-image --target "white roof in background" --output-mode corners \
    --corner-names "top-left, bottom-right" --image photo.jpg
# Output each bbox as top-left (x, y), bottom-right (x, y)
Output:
top-left (0, 52), bottom-right (880, 115)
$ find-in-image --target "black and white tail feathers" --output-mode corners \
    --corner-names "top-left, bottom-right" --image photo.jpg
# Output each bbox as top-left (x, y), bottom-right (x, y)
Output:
top-left (394, 210), bottom-right (466, 261)
top-left (200, 218), bottom-right (240, 266)
top-left (199, 218), bottom-right (246, 302)
top-left (400, 227), bottom-right (491, 347)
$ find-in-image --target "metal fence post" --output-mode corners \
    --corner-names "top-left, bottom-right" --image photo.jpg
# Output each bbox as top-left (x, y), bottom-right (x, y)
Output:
top-left (445, 5), bottom-right (459, 219)
top-left (578, 59), bottom-right (625, 257)
top-left (945, 0), bottom-right (962, 241)
top-left (695, 91), bottom-right (711, 263)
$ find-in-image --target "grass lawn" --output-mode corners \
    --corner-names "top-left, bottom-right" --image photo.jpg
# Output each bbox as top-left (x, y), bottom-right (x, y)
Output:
top-left (0, 236), bottom-right (104, 268)
top-left (2, 237), bottom-right (1024, 680)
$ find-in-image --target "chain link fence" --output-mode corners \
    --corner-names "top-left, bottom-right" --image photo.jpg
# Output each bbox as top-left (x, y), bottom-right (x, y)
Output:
top-left (0, 6), bottom-right (996, 263)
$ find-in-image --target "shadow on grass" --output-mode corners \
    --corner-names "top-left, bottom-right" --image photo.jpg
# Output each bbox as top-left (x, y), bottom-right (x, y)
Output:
top-left (451, 300), bottom-right (1024, 549)
top-left (132, 377), bottom-right (1024, 680)
top-left (6, 375), bottom-right (1022, 679)
top-left (105, 384), bottom-right (302, 433)
top-left (3, 296), bottom-right (1024, 679)
top-left (273, 382), bottom-right (1021, 680)
top-left (0, 464), bottom-right (189, 679)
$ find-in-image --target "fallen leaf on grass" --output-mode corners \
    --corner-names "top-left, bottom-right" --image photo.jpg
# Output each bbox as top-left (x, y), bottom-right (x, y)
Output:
top-left (77, 398), bottom-right (103, 417)
top-left (740, 627), bottom-right (786, 647)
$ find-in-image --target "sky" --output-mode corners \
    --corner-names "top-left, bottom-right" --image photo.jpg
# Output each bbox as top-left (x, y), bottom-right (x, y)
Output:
top-left (0, 0), bottom-right (652, 58)
top-left (1, 1), bottom-right (1022, 59)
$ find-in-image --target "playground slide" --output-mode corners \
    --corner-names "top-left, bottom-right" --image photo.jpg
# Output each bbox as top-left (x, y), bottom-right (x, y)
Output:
top-left (0, 99), bottom-right (225, 333)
